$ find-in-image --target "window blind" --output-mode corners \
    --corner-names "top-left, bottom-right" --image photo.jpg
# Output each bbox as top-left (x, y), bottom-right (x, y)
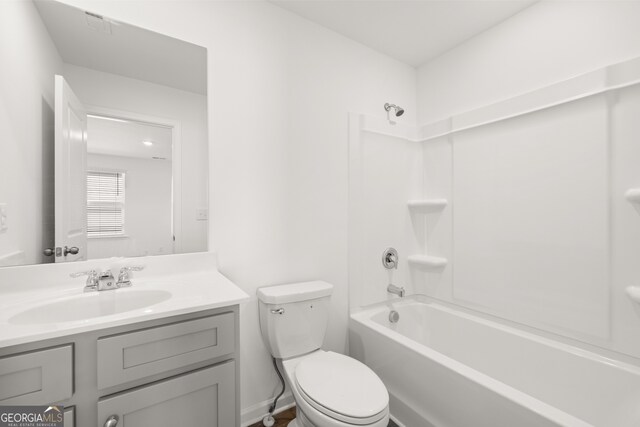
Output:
top-left (87, 170), bottom-right (126, 237)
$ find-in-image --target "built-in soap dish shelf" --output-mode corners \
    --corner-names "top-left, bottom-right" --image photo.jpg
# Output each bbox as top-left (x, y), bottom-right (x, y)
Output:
top-left (407, 199), bottom-right (448, 213)
top-left (625, 189), bottom-right (640, 204)
top-left (408, 255), bottom-right (448, 269)
top-left (626, 286), bottom-right (640, 304)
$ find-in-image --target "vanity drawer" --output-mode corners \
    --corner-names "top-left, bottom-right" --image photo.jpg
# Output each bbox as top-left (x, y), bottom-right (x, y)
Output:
top-left (97, 313), bottom-right (235, 389)
top-left (0, 345), bottom-right (73, 404)
top-left (98, 361), bottom-right (235, 427)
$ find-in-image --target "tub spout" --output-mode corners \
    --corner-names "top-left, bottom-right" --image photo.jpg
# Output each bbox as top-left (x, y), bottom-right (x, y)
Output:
top-left (387, 284), bottom-right (405, 297)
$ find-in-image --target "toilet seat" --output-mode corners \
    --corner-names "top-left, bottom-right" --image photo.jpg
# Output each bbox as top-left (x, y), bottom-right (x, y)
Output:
top-left (294, 351), bottom-right (388, 425)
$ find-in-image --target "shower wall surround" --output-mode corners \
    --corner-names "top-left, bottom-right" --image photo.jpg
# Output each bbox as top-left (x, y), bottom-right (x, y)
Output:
top-left (451, 95), bottom-right (608, 341)
top-left (349, 56), bottom-right (640, 363)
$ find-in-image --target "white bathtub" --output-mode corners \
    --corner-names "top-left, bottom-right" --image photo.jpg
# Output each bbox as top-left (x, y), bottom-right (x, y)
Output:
top-left (349, 295), bottom-right (640, 427)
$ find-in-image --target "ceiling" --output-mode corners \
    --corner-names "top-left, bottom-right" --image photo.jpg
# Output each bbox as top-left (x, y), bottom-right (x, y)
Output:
top-left (87, 116), bottom-right (173, 161)
top-left (35, 0), bottom-right (207, 95)
top-left (270, 0), bottom-right (537, 67)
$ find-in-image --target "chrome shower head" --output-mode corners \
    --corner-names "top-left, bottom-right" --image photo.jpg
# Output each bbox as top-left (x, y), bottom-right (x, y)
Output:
top-left (384, 103), bottom-right (405, 117)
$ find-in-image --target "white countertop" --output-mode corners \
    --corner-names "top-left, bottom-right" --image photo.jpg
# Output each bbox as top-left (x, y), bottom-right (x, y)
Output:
top-left (0, 253), bottom-right (249, 349)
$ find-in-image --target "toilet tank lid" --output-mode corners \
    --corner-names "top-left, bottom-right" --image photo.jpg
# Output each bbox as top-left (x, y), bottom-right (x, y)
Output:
top-left (257, 281), bottom-right (333, 304)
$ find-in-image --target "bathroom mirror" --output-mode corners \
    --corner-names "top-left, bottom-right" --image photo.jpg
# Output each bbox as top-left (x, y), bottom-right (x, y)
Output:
top-left (0, 0), bottom-right (208, 267)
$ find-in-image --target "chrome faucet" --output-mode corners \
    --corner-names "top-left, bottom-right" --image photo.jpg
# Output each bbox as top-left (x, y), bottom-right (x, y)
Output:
top-left (71, 269), bottom-right (116, 292)
top-left (71, 266), bottom-right (144, 292)
top-left (97, 270), bottom-right (118, 291)
top-left (387, 283), bottom-right (405, 298)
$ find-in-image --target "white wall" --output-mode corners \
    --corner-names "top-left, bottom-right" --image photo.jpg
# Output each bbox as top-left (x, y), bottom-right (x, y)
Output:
top-left (87, 153), bottom-right (173, 260)
top-left (62, 64), bottom-right (208, 254)
top-left (0, 1), bottom-right (62, 265)
top-left (417, 1), bottom-right (640, 124)
top-left (57, 0), bottom-right (416, 422)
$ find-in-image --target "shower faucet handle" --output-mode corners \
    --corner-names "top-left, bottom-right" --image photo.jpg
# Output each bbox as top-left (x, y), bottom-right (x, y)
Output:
top-left (382, 248), bottom-right (398, 269)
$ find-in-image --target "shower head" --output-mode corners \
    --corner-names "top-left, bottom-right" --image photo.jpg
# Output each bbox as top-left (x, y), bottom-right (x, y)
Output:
top-left (384, 103), bottom-right (405, 117)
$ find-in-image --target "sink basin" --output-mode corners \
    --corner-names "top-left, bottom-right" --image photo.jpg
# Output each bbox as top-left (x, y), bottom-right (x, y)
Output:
top-left (9, 289), bottom-right (172, 324)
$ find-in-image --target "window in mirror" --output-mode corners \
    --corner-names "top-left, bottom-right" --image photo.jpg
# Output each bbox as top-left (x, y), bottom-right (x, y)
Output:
top-left (86, 114), bottom-right (174, 259)
top-left (87, 170), bottom-right (126, 239)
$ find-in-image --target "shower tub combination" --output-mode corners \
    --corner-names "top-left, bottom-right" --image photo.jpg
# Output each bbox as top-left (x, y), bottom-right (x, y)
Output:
top-left (349, 295), bottom-right (640, 427)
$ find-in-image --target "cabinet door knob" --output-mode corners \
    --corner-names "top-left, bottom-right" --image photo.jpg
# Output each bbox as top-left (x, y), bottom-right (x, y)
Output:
top-left (104, 415), bottom-right (119, 427)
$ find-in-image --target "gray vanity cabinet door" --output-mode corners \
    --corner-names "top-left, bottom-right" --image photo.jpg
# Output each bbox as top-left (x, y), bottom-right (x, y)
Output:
top-left (0, 345), bottom-right (73, 405)
top-left (97, 361), bottom-right (235, 427)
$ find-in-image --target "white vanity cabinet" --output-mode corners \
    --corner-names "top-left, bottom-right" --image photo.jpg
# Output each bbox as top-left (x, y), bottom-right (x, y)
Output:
top-left (0, 306), bottom-right (240, 427)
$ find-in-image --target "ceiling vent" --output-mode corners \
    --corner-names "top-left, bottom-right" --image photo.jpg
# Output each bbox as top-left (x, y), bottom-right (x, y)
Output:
top-left (85, 11), bottom-right (112, 35)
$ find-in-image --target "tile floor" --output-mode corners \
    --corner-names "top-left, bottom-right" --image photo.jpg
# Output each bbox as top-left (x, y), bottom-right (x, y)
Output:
top-left (248, 407), bottom-right (399, 427)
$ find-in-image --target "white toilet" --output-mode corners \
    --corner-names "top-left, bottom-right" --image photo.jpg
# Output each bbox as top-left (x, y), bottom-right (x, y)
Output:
top-left (257, 281), bottom-right (389, 427)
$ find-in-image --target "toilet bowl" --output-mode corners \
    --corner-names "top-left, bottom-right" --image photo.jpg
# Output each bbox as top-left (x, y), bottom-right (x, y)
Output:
top-left (282, 350), bottom-right (389, 427)
top-left (257, 281), bottom-right (390, 427)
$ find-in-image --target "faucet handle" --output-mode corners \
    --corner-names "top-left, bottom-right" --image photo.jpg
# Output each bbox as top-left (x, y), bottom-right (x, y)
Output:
top-left (382, 248), bottom-right (398, 270)
top-left (70, 269), bottom-right (97, 278)
top-left (118, 265), bottom-right (144, 276)
top-left (71, 269), bottom-right (99, 291)
top-left (117, 265), bottom-right (145, 287)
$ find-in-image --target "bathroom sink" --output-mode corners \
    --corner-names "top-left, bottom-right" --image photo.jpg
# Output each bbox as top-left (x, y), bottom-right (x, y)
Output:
top-left (9, 289), bottom-right (172, 325)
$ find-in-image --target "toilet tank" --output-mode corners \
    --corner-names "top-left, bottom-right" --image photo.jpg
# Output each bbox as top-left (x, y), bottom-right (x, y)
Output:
top-left (257, 281), bottom-right (333, 359)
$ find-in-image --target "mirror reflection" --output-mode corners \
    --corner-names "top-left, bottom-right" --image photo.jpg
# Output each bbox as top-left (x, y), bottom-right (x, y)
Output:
top-left (86, 115), bottom-right (173, 259)
top-left (0, 0), bottom-right (208, 267)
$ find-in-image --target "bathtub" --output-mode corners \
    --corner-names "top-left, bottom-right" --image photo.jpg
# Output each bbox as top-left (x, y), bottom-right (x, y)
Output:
top-left (349, 295), bottom-right (640, 427)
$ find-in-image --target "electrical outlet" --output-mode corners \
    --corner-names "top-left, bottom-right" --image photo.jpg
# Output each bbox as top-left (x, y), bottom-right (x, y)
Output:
top-left (196, 208), bottom-right (208, 221)
top-left (0, 203), bottom-right (7, 233)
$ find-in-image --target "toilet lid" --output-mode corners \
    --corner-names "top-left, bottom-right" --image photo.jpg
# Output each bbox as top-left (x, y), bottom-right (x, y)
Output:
top-left (295, 351), bottom-right (388, 421)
